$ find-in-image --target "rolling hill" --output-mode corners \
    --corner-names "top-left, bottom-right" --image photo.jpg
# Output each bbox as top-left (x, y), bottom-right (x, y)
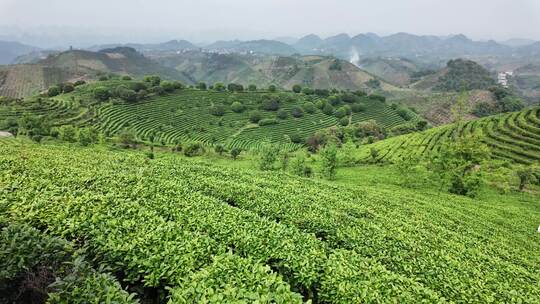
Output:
top-left (0, 40), bottom-right (40, 64)
top-left (154, 51), bottom-right (396, 91)
top-left (0, 47), bottom-right (192, 98)
top-left (355, 106), bottom-right (540, 164)
top-left (0, 79), bottom-right (412, 151)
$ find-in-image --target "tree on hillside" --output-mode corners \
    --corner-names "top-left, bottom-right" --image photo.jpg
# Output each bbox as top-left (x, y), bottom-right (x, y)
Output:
top-left (290, 153), bottom-right (313, 177)
top-left (292, 84), bottom-right (302, 93)
top-left (48, 86), bottom-right (61, 97)
top-left (197, 82), bottom-right (207, 90)
top-left (258, 142), bottom-right (279, 171)
top-left (451, 90), bottom-right (469, 125)
top-left (231, 102), bottom-right (245, 113)
top-left (57, 125), bottom-right (77, 143)
top-left (214, 144), bottom-right (226, 156)
top-left (429, 135), bottom-right (490, 197)
top-left (214, 82), bottom-right (226, 92)
top-left (320, 144), bottom-right (338, 180)
top-left (248, 84), bottom-right (257, 91)
top-left (268, 85), bottom-right (277, 92)
top-left (144, 75), bottom-right (161, 86)
top-left (230, 148), bottom-right (241, 160)
top-left (93, 87), bottom-right (110, 101)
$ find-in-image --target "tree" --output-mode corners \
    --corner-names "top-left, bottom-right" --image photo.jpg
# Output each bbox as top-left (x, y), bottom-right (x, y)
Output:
top-left (214, 82), bottom-right (226, 92)
top-left (214, 144), bottom-right (226, 155)
top-left (93, 86), bottom-right (110, 101)
top-left (259, 142), bottom-right (279, 170)
top-left (144, 75), bottom-right (161, 86)
top-left (117, 129), bottom-right (137, 148)
top-left (276, 109), bottom-right (288, 120)
top-left (160, 81), bottom-right (176, 92)
top-left (302, 102), bottom-right (316, 114)
top-left (197, 82), bottom-right (207, 90)
top-left (290, 153), bottom-right (313, 177)
top-left (451, 90), bottom-right (469, 125)
top-left (351, 103), bottom-right (366, 113)
top-left (291, 106), bottom-right (304, 118)
top-left (268, 85), bottom-right (277, 92)
top-left (516, 165), bottom-right (537, 191)
top-left (210, 105), bottom-right (226, 116)
top-left (58, 125), bottom-right (77, 143)
top-left (499, 96), bottom-right (524, 113)
top-left (322, 103), bottom-right (335, 116)
top-left (320, 144), bottom-right (338, 180)
top-left (227, 83), bottom-right (244, 92)
top-left (77, 127), bottom-right (98, 146)
top-left (370, 147), bottom-right (379, 162)
top-left (249, 111), bottom-right (263, 123)
top-left (184, 142), bottom-right (204, 157)
top-left (248, 84), bottom-right (257, 91)
top-left (62, 83), bottom-right (75, 93)
top-left (230, 148), bottom-right (241, 160)
top-left (261, 97), bottom-right (280, 111)
top-left (48, 86), bottom-right (61, 97)
top-left (122, 75), bottom-right (132, 81)
top-left (231, 102), bottom-right (245, 113)
top-left (429, 135), bottom-right (490, 197)
top-left (292, 84), bottom-right (302, 93)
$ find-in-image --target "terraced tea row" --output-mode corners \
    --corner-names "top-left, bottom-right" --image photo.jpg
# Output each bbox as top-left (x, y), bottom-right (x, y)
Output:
top-left (95, 90), bottom-right (409, 150)
top-left (357, 107), bottom-right (540, 164)
top-left (1, 142), bottom-right (539, 302)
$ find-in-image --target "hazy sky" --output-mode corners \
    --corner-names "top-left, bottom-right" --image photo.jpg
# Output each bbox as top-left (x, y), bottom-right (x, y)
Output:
top-left (1, 0), bottom-right (539, 47)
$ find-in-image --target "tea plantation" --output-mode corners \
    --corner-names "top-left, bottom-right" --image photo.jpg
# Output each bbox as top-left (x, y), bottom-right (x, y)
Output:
top-left (1, 141), bottom-right (539, 303)
top-left (357, 106), bottom-right (540, 164)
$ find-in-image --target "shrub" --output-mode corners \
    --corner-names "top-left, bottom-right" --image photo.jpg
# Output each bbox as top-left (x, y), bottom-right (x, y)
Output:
top-left (248, 84), bottom-right (257, 91)
top-left (249, 111), bottom-right (263, 123)
top-left (144, 75), bottom-right (161, 86)
top-left (74, 80), bottom-right (86, 86)
top-left (122, 75), bottom-right (132, 80)
top-left (214, 144), bottom-right (226, 155)
top-left (320, 144), bottom-right (338, 180)
top-left (334, 106), bottom-right (348, 118)
top-left (93, 86), bottom-right (110, 101)
top-left (339, 117), bottom-right (350, 126)
top-left (210, 105), bottom-right (226, 116)
top-left (62, 83), bottom-right (75, 93)
top-left (258, 118), bottom-right (278, 126)
top-left (197, 82), bottom-right (207, 90)
top-left (214, 82), bottom-right (226, 92)
top-left (302, 102), bottom-right (316, 114)
top-left (227, 83), bottom-right (244, 92)
top-left (322, 103), bottom-right (335, 116)
top-left (77, 127), bottom-right (98, 146)
top-left (160, 81), bottom-right (176, 92)
top-left (58, 125), bottom-right (77, 143)
top-left (277, 109), bottom-right (288, 119)
top-left (268, 85), bottom-right (277, 92)
top-left (261, 97), bottom-right (280, 111)
top-left (150, 85), bottom-right (165, 95)
top-left (291, 106), bottom-right (304, 118)
top-left (292, 84), bottom-right (302, 93)
top-left (258, 142), bottom-right (279, 170)
top-left (130, 81), bottom-right (148, 92)
top-left (231, 102), bottom-right (245, 113)
top-left (351, 103), bottom-right (366, 113)
top-left (397, 107), bottom-right (414, 121)
top-left (302, 87), bottom-right (314, 95)
top-left (184, 142), bottom-right (204, 157)
top-left (230, 148), bottom-right (242, 160)
top-left (289, 133), bottom-right (304, 144)
top-left (98, 75), bottom-right (109, 81)
top-left (48, 86), bottom-right (61, 97)
top-left (368, 94), bottom-right (386, 102)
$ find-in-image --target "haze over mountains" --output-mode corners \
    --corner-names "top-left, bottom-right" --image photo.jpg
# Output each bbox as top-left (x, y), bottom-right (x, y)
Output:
top-left (2, 32), bottom-right (539, 66)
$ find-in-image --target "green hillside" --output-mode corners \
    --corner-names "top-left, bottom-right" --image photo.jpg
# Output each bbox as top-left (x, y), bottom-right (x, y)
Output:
top-left (0, 79), bottom-right (412, 151)
top-left (2, 139), bottom-right (539, 303)
top-left (154, 52), bottom-right (396, 91)
top-left (355, 106), bottom-right (540, 164)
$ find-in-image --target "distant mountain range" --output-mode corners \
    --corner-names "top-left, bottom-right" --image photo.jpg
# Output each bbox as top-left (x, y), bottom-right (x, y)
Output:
top-left (3, 33), bottom-right (539, 66)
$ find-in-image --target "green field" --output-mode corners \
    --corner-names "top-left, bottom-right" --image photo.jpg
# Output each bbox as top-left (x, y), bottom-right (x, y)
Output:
top-left (355, 106), bottom-right (540, 164)
top-left (1, 140), bottom-right (539, 303)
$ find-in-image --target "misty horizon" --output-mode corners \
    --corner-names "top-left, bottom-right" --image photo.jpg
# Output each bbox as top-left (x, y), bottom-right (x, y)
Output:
top-left (1, 0), bottom-right (539, 48)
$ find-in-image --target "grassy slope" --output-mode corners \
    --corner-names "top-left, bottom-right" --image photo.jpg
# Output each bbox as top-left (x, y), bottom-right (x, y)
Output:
top-left (1, 140), bottom-right (539, 302)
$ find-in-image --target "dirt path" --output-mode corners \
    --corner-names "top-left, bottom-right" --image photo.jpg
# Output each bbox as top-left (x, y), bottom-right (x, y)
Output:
top-left (0, 131), bottom-right (13, 137)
